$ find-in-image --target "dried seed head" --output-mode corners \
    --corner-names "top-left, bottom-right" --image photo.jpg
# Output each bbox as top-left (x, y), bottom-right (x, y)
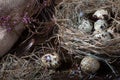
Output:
top-left (78, 19), bottom-right (93, 33)
top-left (41, 52), bottom-right (60, 69)
top-left (94, 19), bottom-right (108, 32)
top-left (80, 56), bottom-right (100, 73)
top-left (93, 9), bottom-right (110, 20)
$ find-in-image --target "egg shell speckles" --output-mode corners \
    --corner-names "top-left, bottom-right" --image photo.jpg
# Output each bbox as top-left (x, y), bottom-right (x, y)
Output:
top-left (78, 19), bottom-right (93, 33)
top-left (80, 56), bottom-right (100, 73)
top-left (93, 9), bottom-right (109, 20)
top-left (94, 31), bottom-right (111, 41)
top-left (94, 19), bottom-right (108, 32)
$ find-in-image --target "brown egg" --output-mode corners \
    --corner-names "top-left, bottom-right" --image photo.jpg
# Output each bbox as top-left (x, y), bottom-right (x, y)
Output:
top-left (80, 56), bottom-right (100, 73)
top-left (41, 52), bottom-right (60, 69)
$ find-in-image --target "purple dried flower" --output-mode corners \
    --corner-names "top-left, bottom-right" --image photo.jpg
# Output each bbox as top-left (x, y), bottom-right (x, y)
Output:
top-left (22, 12), bottom-right (31, 24)
top-left (6, 27), bottom-right (12, 32)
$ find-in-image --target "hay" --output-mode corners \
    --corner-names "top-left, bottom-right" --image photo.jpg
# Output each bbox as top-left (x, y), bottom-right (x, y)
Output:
top-left (0, 0), bottom-right (120, 80)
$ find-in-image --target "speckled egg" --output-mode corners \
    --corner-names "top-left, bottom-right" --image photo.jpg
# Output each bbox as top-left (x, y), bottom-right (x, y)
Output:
top-left (94, 31), bottom-right (111, 41)
top-left (94, 19), bottom-right (108, 32)
top-left (93, 9), bottom-right (109, 20)
top-left (80, 56), bottom-right (100, 73)
top-left (41, 52), bottom-right (60, 68)
top-left (78, 19), bottom-right (93, 33)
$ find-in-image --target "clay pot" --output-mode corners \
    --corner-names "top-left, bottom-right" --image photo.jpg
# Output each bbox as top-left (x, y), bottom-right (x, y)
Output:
top-left (0, 0), bottom-right (30, 56)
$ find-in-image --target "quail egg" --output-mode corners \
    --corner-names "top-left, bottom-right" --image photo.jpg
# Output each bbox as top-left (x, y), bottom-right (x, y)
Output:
top-left (41, 52), bottom-right (60, 68)
top-left (93, 9), bottom-right (109, 20)
top-left (94, 31), bottom-right (111, 41)
top-left (80, 56), bottom-right (100, 73)
top-left (78, 19), bottom-right (93, 33)
top-left (94, 19), bottom-right (108, 32)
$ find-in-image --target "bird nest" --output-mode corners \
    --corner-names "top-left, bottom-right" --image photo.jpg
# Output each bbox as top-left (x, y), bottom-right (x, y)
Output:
top-left (0, 0), bottom-right (120, 80)
top-left (56, 0), bottom-right (120, 54)
top-left (55, 0), bottom-right (120, 79)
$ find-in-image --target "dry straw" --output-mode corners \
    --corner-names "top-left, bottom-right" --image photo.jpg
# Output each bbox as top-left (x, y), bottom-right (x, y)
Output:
top-left (0, 0), bottom-right (120, 79)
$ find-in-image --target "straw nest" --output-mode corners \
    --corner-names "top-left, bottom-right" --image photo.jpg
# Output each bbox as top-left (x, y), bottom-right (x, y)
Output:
top-left (0, 0), bottom-right (120, 80)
